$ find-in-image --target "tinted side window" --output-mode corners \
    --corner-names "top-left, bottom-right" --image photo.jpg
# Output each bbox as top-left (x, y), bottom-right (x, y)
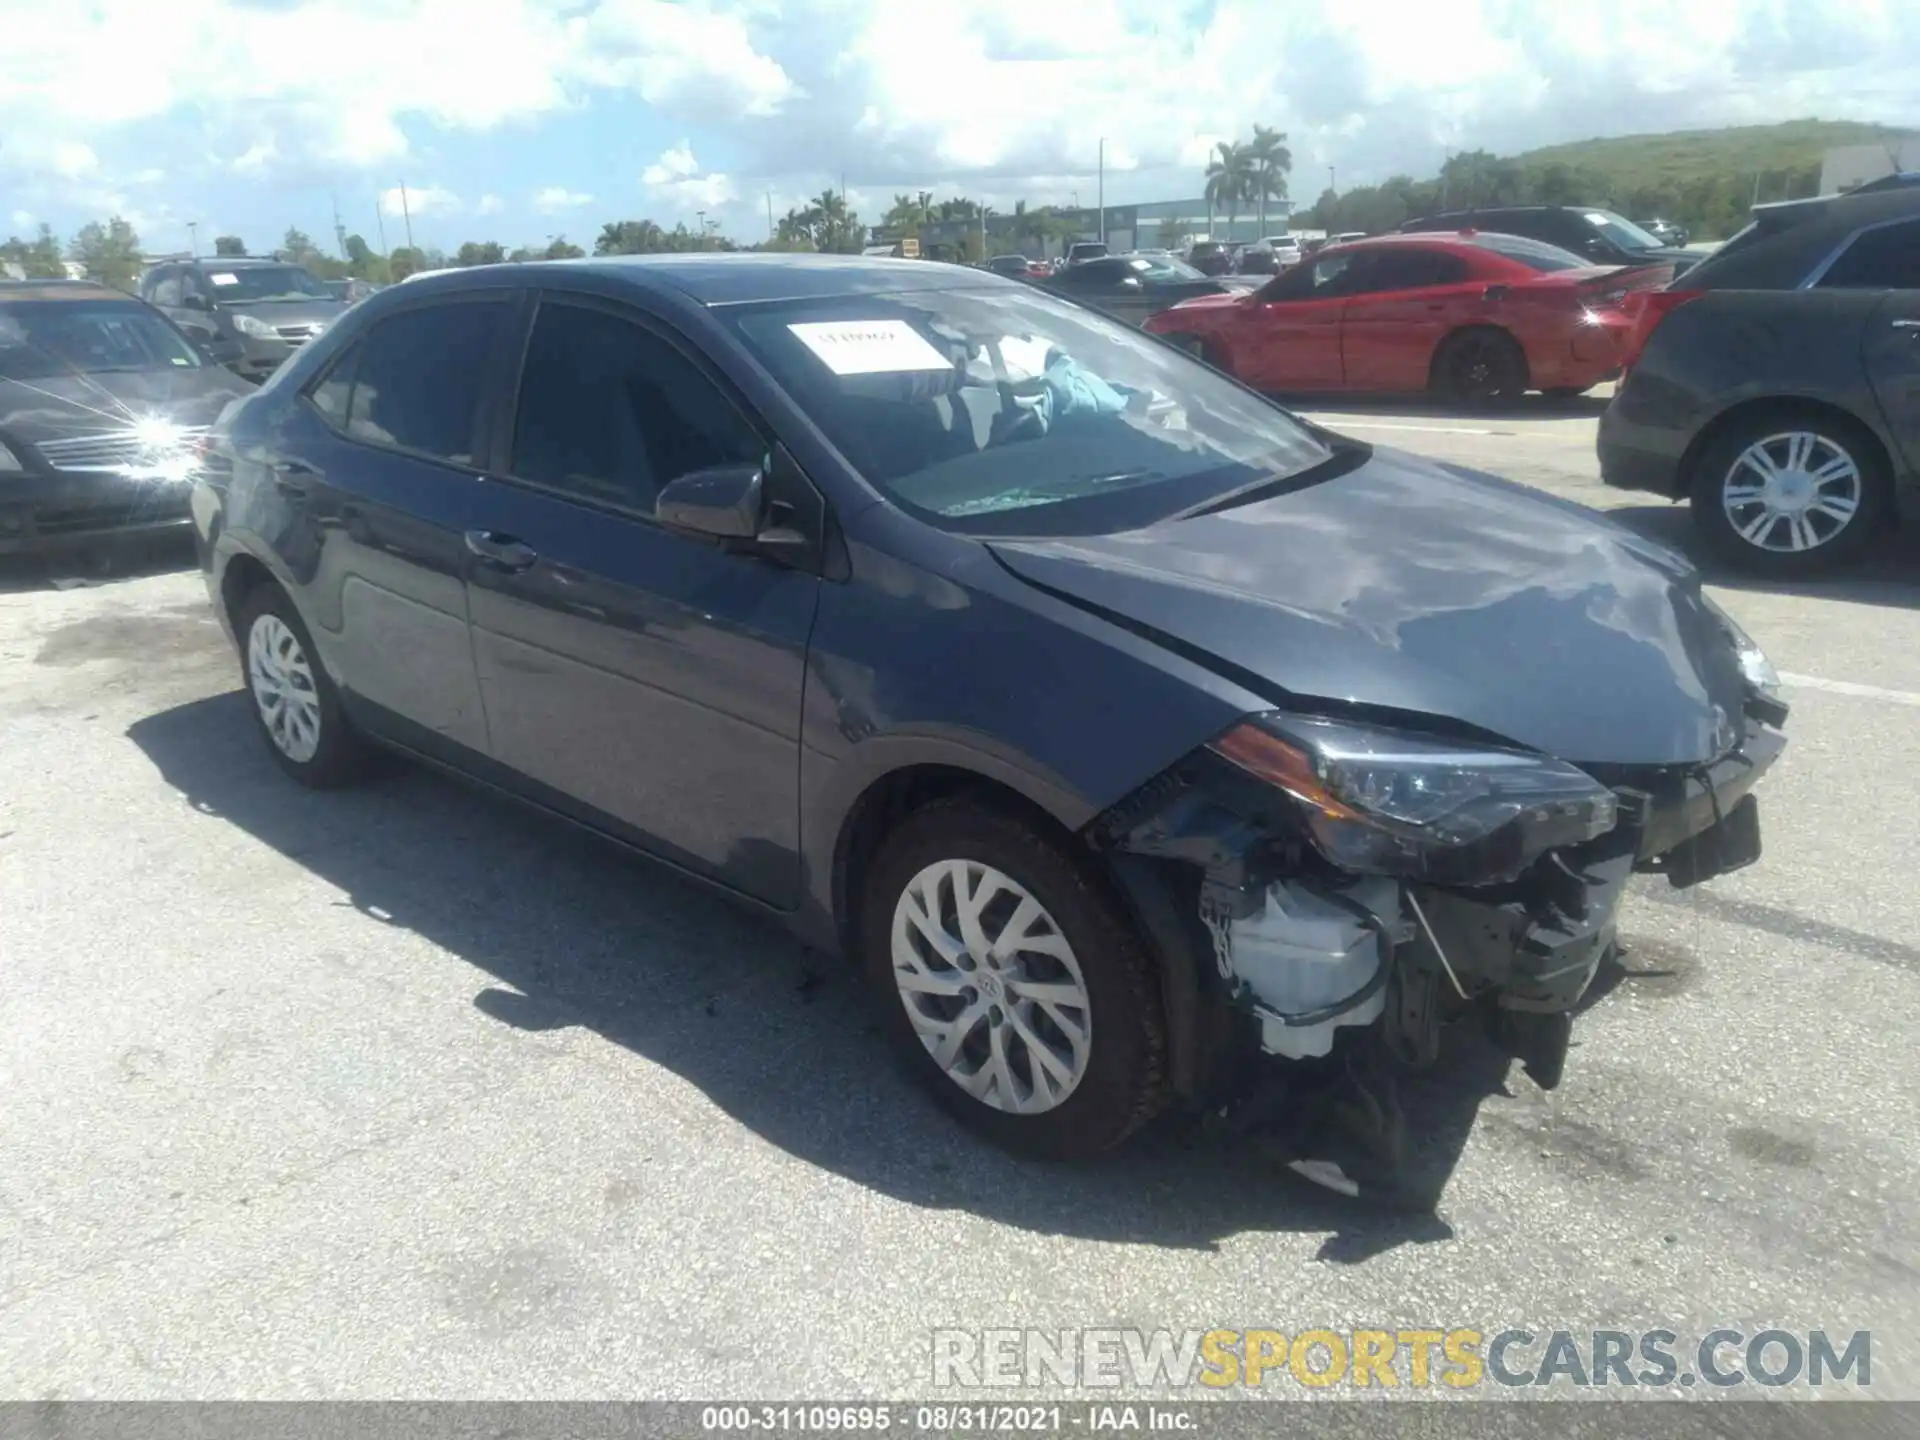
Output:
top-left (1818, 220), bottom-right (1920, 289)
top-left (507, 301), bottom-right (762, 513)
top-left (1366, 249), bottom-right (1470, 290)
top-left (346, 301), bottom-right (507, 465)
top-left (306, 343), bottom-right (359, 426)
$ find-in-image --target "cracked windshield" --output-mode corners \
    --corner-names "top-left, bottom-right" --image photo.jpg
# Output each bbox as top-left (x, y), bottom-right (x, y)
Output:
top-left (2, 0), bottom-right (1916, 1433)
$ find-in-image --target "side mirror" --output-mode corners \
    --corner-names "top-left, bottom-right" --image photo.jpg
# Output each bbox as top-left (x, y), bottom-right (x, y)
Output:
top-left (656, 463), bottom-right (766, 540)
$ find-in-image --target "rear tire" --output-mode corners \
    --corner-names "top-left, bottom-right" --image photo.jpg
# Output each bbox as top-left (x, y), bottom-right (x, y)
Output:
top-left (1687, 408), bottom-right (1891, 577)
top-left (1431, 327), bottom-right (1528, 406)
top-left (235, 583), bottom-right (372, 788)
top-left (859, 798), bottom-right (1168, 1160)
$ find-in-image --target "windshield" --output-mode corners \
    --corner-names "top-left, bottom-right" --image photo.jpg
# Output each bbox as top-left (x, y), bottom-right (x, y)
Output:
top-left (725, 285), bottom-right (1334, 536)
top-left (0, 301), bottom-right (201, 379)
top-left (1127, 254), bottom-right (1206, 281)
top-left (202, 265), bottom-right (332, 302)
top-left (1582, 210), bottom-right (1669, 252)
top-left (1469, 233), bottom-right (1592, 272)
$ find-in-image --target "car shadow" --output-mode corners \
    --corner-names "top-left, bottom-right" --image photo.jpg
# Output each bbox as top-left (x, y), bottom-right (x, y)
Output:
top-left (1600, 504), bottom-right (1920, 610)
top-left (0, 532), bottom-right (198, 595)
top-left (123, 690), bottom-right (1540, 1260)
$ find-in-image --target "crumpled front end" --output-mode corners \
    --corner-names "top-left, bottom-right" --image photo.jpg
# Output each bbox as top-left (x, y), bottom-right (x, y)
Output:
top-left (1088, 650), bottom-right (1787, 1201)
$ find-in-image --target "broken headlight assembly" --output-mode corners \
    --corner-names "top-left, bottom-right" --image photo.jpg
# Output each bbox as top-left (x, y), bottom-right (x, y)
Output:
top-left (1211, 714), bottom-right (1619, 885)
top-left (1701, 592), bottom-right (1786, 716)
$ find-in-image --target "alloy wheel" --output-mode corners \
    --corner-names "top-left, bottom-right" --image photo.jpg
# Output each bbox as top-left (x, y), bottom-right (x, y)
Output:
top-left (1720, 430), bottom-right (1863, 555)
top-left (889, 859), bottom-right (1093, 1115)
top-left (247, 612), bottom-right (322, 764)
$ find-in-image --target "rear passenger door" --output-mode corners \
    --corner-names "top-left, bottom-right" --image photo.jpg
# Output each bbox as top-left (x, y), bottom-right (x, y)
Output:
top-left (463, 293), bottom-right (822, 906)
top-left (1818, 217), bottom-right (1920, 475)
top-left (278, 295), bottom-right (516, 753)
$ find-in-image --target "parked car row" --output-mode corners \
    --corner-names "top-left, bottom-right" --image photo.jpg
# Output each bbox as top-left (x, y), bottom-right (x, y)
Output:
top-left (186, 251), bottom-right (1791, 1196)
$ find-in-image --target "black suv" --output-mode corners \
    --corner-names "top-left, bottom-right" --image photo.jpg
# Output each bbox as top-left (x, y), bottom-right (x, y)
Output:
top-left (139, 258), bottom-right (348, 380)
top-left (1597, 177), bottom-right (1920, 576)
top-left (1400, 205), bottom-right (1700, 275)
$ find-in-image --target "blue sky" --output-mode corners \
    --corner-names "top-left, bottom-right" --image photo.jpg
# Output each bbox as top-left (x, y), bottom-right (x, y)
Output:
top-left (3, 0), bottom-right (1917, 259)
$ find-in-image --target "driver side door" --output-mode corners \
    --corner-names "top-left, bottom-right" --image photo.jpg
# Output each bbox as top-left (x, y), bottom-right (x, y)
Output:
top-left (1232, 252), bottom-right (1376, 391)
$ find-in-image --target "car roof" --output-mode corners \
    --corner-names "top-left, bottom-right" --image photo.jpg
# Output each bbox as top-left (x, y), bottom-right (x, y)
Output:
top-left (394, 252), bottom-right (1017, 307)
top-left (0, 279), bottom-right (133, 303)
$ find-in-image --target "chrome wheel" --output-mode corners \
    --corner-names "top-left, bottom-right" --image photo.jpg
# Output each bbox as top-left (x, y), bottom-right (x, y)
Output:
top-left (247, 613), bottom-right (321, 763)
top-left (1721, 431), bottom-right (1863, 554)
top-left (890, 860), bottom-right (1092, 1115)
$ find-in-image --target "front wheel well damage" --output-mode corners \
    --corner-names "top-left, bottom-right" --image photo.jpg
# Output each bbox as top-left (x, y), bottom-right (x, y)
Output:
top-left (832, 762), bottom-right (1221, 1100)
top-left (219, 551), bottom-right (276, 635)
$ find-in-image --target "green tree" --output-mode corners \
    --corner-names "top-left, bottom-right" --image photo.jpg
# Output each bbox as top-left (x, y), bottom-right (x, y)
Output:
top-left (595, 219), bottom-right (668, 255)
top-left (1, 224), bottom-right (67, 278)
top-left (281, 227), bottom-right (323, 263)
top-left (454, 240), bottom-right (507, 267)
top-left (388, 246), bottom-right (427, 281)
top-left (342, 234), bottom-right (391, 283)
top-left (1204, 141), bottom-right (1252, 240)
top-left (1246, 125), bottom-right (1293, 234)
top-left (214, 235), bottom-right (247, 257)
top-left (69, 216), bottom-right (142, 290)
top-left (544, 235), bottom-right (585, 260)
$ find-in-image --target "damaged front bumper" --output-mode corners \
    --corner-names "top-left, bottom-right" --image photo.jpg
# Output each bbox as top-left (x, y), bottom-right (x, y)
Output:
top-left (1092, 711), bottom-right (1786, 1096)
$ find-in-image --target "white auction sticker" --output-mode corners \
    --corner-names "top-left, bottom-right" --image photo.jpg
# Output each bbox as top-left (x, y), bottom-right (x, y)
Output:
top-left (209, 273), bottom-right (240, 286)
top-left (788, 319), bottom-right (952, 376)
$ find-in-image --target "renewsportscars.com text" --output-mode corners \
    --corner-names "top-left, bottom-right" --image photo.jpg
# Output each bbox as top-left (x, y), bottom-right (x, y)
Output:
top-left (930, 1327), bottom-right (1871, 1391)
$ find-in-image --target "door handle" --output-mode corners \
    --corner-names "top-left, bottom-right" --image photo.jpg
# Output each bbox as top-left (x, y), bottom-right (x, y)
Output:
top-left (271, 460), bottom-right (316, 495)
top-left (464, 529), bottom-right (539, 572)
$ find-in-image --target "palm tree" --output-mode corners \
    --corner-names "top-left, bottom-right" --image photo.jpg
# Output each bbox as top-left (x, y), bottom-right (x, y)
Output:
top-left (813, 189), bottom-right (848, 249)
top-left (883, 193), bottom-right (919, 229)
top-left (916, 190), bottom-right (935, 224)
top-left (1246, 125), bottom-right (1292, 234)
top-left (1205, 141), bottom-right (1252, 241)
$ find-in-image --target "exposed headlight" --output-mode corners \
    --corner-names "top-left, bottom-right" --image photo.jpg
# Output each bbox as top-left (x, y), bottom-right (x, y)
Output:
top-left (0, 439), bottom-right (21, 473)
top-left (233, 314), bottom-right (279, 338)
top-left (1701, 594), bottom-right (1781, 703)
top-left (1212, 714), bottom-right (1619, 883)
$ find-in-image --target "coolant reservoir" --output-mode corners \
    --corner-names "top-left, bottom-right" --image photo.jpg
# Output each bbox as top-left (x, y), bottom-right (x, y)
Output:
top-left (1229, 877), bottom-right (1400, 1061)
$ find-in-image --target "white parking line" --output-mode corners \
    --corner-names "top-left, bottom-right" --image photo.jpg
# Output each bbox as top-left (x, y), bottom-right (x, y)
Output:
top-left (1309, 419), bottom-right (1506, 436)
top-left (1781, 672), bottom-right (1920, 708)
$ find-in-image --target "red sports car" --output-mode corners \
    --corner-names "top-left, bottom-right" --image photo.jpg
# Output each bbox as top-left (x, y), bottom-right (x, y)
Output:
top-left (1143, 231), bottom-right (1676, 402)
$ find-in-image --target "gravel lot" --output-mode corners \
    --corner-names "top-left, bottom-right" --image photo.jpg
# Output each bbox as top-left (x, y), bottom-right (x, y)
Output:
top-left (3, 393), bottom-right (1917, 1408)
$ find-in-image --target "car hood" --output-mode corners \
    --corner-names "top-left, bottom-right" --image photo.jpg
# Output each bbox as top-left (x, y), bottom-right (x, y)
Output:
top-left (224, 299), bottom-right (346, 328)
top-left (0, 366), bottom-right (252, 446)
top-left (987, 446), bottom-right (1750, 766)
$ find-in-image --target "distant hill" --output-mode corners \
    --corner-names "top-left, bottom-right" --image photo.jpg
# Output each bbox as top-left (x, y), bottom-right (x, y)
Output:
top-left (1297, 119), bottom-right (1913, 240)
top-left (1511, 119), bottom-right (1910, 196)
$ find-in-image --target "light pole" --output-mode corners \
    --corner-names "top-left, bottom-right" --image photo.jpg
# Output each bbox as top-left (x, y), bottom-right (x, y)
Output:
top-left (187, 222), bottom-right (199, 258)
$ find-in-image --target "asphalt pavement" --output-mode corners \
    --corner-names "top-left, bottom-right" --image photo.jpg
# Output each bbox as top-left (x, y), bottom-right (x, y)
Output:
top-left (1, 398), bottom-right (1916, 1410)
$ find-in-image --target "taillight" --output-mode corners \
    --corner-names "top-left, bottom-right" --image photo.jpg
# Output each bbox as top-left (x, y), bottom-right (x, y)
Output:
top-left (1619, 288), bottom-right (1702, 374)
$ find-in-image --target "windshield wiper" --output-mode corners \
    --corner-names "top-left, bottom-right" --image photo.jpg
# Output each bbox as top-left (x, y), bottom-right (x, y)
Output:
top-left (1167, 435), bottom-right (1371, 522)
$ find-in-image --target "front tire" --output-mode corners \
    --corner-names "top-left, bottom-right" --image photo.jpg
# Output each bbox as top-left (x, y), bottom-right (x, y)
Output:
top-left (1688, 409), bottom-right (1890, 577)
top-left (860, 798), bottom-right (1168, 1160)
top-left (235, 583), bottom-right (371, 788)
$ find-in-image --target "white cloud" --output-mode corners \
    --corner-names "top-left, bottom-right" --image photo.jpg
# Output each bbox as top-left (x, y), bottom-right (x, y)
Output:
top-left (11, 210), bottom-right (35, 229)
top-left (0, 0), bottom-right (796, 178)
top-left (476, 193), bottom-right (505, 216)
top-left (379, 184), bottom-right (461, 218)
top-left (533, 186), bottom-right (594, 212)
top-left (640, 141), bottom-right (736, 212)
top-left (642, 143), bottom-right (700, 184)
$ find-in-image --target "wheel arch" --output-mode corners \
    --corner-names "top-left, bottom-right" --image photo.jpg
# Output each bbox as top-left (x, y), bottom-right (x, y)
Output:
top-left (1678, 394), bottom-right (1899, 516)
top-left (219, 549), bottom-right (278, 634)
top-left (1428, 322), bottom-right (1530, 391)
top-left (827, 756), bottom-right (1222, 1101)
